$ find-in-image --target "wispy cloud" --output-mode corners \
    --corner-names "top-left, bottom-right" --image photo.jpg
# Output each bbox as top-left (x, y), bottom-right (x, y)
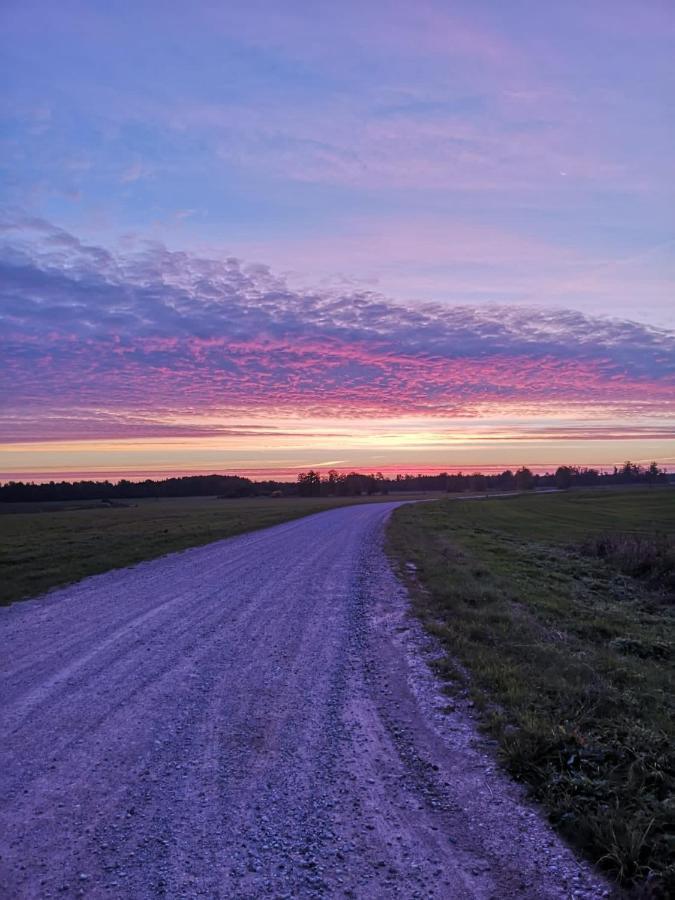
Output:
top-left (119, 160), bottom-right (152, 184)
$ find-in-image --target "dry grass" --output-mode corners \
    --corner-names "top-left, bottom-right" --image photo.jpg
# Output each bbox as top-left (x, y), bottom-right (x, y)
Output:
top-left (581, 532), bottom-right (675, 594)
top-left (388, 489), bottom-right (675, 892)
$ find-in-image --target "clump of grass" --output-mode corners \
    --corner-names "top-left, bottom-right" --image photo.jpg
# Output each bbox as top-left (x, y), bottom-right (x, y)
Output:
top-left (388, 491), bottom-right (675, 893)
top-left (581, 532), bottom-right (675, 596)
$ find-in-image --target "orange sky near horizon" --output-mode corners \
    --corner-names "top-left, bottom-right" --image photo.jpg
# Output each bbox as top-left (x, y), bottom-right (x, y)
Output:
top-left (3, 413), bottom-right (673, 482)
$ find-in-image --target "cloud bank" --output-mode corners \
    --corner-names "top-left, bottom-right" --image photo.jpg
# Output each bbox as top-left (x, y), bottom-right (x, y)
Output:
top-left (1, 217), bottom-right (673, 442)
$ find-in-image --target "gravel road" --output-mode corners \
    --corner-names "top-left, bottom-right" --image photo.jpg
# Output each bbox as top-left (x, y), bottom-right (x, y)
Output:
top-left (1, 502), bottom-right (611, 899)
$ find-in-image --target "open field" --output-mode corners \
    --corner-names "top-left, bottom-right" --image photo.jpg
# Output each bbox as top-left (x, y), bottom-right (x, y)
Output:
top-left (388, 488), bottom-right (674, 892)
top-left (0, 492), bottom-right (442, 606)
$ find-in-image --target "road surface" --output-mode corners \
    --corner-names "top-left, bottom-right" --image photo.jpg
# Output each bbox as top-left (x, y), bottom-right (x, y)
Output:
top-left (1, 502), bottom-right (609, 898)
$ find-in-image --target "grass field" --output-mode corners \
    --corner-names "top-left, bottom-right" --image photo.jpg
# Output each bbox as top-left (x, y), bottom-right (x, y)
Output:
top-left (388, 488), bottom-right (675, 891)
top-left (0, 493), bottom-right (441, 606)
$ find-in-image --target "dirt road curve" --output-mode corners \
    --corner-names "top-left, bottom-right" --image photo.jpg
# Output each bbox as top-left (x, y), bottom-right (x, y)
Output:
top-left (1, 503), bottom-right (610, 899)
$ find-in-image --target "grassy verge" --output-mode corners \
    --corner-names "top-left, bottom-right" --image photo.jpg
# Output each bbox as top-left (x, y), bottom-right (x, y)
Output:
top-left (388, 488), bottom-right (674, 892)
top-left (0, 493), bottom-right (439, 607)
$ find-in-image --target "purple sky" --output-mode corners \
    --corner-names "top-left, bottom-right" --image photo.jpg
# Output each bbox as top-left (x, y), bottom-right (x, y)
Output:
top-left (1, 1), bottom-right (674, 478)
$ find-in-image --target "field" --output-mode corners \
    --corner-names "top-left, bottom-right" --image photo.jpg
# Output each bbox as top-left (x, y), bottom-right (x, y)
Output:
top-left (0, 493), bottom-right (441, 606)
top-left (388, 488), bottom-right (675, 891)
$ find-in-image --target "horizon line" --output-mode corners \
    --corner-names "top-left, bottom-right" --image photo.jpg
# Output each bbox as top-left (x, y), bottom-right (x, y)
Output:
top-left (2, 460), bottom-right (672, 486)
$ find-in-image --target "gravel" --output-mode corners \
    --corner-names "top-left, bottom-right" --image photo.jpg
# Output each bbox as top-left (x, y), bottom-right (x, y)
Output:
top-left (0, 502), bottom-right (613, 898)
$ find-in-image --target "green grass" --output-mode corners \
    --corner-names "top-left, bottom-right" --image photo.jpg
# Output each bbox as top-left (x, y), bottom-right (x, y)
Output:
top-left (388, 488), bottom-right (675, 891)
top-left (0, 492), bottom-right (438, 606)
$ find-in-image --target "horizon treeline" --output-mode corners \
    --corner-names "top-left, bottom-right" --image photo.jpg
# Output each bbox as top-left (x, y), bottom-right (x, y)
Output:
top-left (0, 461), bottom-right (668, 503)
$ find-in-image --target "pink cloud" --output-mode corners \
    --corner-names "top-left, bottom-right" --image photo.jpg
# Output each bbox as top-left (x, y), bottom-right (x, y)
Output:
top-left (1, 219), bottom-right (673, 443)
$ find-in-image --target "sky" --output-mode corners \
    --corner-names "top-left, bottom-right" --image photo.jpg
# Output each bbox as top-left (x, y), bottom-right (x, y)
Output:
top-left (1, 0), bottom-right (674, 480)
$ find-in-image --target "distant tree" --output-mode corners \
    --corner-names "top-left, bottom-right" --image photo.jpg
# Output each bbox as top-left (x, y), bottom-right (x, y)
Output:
top-left (297, 470), bottom-right (322, 497)
top-left (580, 467), bottom-right (600, 486)
top-left (514, 467), bottom-right (535, 491)
top-left (470, 472), bottom-right (487, 493)
top-left (495, 469), bottom-right (515, 491)
top-left (620, 461), bottom-right (642, 483)
top-left (645, 461), bottom-right (664, 487)
top-left (554, 466), bottom-right (574, 489)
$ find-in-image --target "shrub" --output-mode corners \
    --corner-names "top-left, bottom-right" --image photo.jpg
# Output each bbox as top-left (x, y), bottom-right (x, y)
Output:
top-left (581, 533), bottom-right (675, 596)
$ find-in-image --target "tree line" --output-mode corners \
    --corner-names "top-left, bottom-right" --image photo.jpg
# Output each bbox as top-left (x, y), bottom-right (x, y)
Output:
top-left (295, 461), bottom-right (668, 496)
top-left (0, 461), bottom-right (668, 503)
